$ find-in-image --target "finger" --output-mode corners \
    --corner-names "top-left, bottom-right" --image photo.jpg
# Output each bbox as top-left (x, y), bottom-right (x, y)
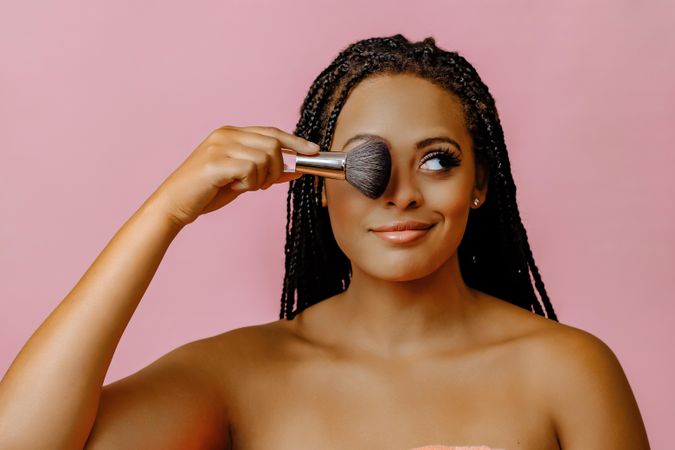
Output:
top-left (231, 125), bottom-right (320, 155)
top-left (219, 143), bottom-right (270, 189)
top-left (228, 159), bottom-right (259, 192)
top-left (206, 157), bottom-right (259, 191)
top-left (226, 133), bottom-right (284, 186)
top-left (273, 171), bottom-right (303, 185)
top-left (260, 170), bottom-right (301, 190)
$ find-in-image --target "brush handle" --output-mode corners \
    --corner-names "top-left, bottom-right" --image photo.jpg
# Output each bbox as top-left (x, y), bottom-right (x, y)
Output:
top-left (281, 148), bottom-right (346, 179)
top-left (281, 148), bottom-right (298, 172)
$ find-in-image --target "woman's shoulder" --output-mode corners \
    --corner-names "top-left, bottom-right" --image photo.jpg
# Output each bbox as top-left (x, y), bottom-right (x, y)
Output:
top-left (193, 318), bottom-right (302, 368)
top-left (512, 305), bottom-right (624, 386)
top-left (473, 291), bottom-right (619, 382)
top-left (477, 291), bottom-right (604, 345)
top-left (485, 295), bottom-right (648, 447)
top-left (485, 293), bottom-right (629, 407)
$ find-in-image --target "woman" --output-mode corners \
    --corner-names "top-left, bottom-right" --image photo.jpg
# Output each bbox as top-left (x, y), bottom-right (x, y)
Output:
top-left (0, 35), bottom-right (649, 449)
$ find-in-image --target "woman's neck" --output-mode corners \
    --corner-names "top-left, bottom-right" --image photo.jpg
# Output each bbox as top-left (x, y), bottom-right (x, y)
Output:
top-left (329, 254), bottom-right (480, 359)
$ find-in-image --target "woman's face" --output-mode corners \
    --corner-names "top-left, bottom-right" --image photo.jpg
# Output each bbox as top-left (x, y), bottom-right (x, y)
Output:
top-left (323, 73), bottom-right (486, 281)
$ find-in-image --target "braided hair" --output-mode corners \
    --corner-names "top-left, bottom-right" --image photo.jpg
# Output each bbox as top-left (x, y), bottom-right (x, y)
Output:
top-left (279, 34), bottom-right (558, 322)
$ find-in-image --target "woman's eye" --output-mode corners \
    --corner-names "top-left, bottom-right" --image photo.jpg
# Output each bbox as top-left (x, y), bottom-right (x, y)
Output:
top-left (419, 149), bottom-right (462, 172)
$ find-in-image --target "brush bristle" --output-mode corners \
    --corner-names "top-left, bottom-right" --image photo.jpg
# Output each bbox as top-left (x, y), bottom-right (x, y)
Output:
top-left (344, 139), bottom-right (391, 198)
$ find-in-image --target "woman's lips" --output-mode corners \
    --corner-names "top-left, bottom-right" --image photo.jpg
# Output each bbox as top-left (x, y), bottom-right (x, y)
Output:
top-left (370, 226), bottom-right (434, 244)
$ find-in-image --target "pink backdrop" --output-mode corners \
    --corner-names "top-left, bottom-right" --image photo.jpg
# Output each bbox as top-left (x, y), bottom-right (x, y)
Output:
top-left (1, 0), bottom-right (673, 447)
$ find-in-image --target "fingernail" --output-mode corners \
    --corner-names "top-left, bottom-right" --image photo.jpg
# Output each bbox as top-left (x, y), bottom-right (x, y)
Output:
top-left (309, 142), bottom-right (320, 151)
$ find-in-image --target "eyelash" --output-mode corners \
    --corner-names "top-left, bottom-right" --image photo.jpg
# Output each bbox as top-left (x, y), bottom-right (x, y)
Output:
top-left (419, 148), bottom-right (462, 171)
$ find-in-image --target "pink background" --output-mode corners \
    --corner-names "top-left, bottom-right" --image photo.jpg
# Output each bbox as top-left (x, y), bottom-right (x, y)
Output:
top-left (1, 0), bottom-right (673, 447)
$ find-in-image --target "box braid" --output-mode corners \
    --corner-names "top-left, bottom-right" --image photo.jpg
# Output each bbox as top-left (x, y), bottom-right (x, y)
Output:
top-left (279, 34), bottom-right (558, 322)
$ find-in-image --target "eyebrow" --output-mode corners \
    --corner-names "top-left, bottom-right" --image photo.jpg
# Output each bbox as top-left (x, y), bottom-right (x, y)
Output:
top-left (341, 133), bottom-right (462, 153)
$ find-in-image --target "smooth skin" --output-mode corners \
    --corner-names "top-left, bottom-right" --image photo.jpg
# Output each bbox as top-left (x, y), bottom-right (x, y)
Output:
top-left (0, 74), bottom-right (650, 450)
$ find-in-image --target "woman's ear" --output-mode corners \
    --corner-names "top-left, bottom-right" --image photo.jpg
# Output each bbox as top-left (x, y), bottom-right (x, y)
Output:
top-left (473, 163), bottom-right (489, 205)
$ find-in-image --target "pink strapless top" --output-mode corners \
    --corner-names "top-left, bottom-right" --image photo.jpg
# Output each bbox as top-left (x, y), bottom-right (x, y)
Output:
top-left (409, 446), bottom-right (506, 450)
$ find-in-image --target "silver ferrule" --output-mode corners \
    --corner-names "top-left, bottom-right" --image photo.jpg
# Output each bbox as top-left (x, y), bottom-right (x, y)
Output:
top-left (295, 151), bottom-right (346, 179)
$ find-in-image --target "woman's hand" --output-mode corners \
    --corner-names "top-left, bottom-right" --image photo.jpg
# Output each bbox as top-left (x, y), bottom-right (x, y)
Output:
top-left (147, 125), bottom-right (320, 228)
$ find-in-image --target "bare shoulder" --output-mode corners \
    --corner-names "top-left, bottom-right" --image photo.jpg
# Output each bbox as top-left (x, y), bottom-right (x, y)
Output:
top-left (87, 337), bottom-right (233, 449)
top-left (514, 312), bottom-right (625, 387)
top-left (195, 319), bottom-right (301, 379)
top-left (87, 324), bottom-right (293, 450)
top-left (199, 319), bottom-right (296, 358)
top-left (490, 299), bottom-right (650, 449)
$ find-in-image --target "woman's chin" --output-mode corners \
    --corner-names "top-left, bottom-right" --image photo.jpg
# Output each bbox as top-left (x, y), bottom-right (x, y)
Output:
top-left (362, 262), bottom-right (438, 282)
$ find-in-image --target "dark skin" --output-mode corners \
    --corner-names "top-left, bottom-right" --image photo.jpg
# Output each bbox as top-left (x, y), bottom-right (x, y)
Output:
top-left (88, 74), bottom-right (650, 450)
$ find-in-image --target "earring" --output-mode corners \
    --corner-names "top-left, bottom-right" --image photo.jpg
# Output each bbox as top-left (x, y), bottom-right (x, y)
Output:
top-left (472, 197), bottom-right (480, 207)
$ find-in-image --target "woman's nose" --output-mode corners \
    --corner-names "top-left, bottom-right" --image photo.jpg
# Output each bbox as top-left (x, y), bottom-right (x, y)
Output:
top-left (380, 166), bottom-right (423, 209)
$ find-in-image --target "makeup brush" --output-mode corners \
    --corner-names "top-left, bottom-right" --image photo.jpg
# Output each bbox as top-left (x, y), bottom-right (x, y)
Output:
top-left (281, 139), bottom-right (391, 199)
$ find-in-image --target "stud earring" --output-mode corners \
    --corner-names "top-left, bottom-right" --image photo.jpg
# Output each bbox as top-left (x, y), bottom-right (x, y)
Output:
top-left (472, 197), bottom-right (480, 207)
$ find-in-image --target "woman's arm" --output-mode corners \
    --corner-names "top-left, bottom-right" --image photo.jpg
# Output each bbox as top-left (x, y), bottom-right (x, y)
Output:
top-left (0, 199), bottom-right (184, 449)
top-left (0, 124), bottom-right (317, 449)
top-left (544, 326), bottom-right (650, 449)
top-left (83, 338), bottom-right (230, 450)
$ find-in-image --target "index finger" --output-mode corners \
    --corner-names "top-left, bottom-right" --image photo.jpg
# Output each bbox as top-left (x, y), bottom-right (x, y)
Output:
top-left (233, 125), bottom-right (320, 155)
